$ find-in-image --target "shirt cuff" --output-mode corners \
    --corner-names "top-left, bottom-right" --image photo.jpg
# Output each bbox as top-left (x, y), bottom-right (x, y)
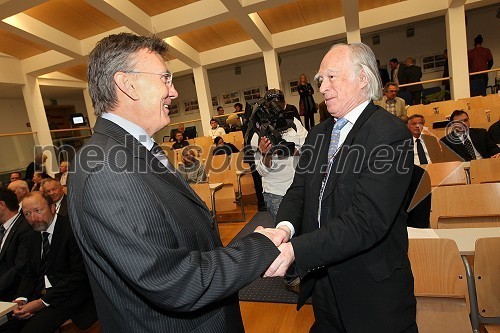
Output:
top-left (14, 297), bottom-right (28, 304)
top-left (41, 299), bottom-right (50, 307)
top-left (276, 221), bottom-right (295, 238)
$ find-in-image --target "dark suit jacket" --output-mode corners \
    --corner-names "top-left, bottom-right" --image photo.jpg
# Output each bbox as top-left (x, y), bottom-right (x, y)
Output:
top-left (0, 213), bottom-right (34, 301)
top-left (18, 215), bottom-right (96, 328)
top-left (402, 65), bottom-right (423, 92)
top-left (489, 120), bottom-right (500, 144)
top-left (56, 195), bottom-right (68, 218)
top-left (68, 117), bottom-right (279, 333)
top-left (421, 134), bottom-right (446, 163)
top-left (440, 128), bottom-right (500, 161)
top-left (276, 102), bottom-right (416, 332)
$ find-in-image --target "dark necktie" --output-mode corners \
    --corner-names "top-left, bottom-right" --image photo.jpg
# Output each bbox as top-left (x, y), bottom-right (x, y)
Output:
top-left (35, 232), bottom-right (51, 297)
top-left (151, 143), bottom-right (177, 173)
top-left (415, 138), bottom-right (428, 165)
top-left (0, 225), bottom-right (5, 244)
top-left (463, 136), bottom-right (477, 160)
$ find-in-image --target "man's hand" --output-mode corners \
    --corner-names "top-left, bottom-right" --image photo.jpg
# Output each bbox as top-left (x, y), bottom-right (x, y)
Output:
top-left (12, 299), bottom-right (45, 320)
top-left (491, 153), bottom-right (500, 158)
top-left (264, 242), bottom-right (295, 277)
top-left (258, 136), bottom-right (273, 154)
top-left (254, 226), bottom-right (290, 247)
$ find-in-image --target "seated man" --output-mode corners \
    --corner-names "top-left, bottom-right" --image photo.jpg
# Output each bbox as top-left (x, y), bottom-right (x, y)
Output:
top-left (169, 123), bottom-right (188, 142)
top-left (0, 189), bottom-right (34, 302)
top-left (41, 178), bottom-right (68, 217)
top-left (9, 172), bottom-right (22, 183)
top-left (406, 114), bottom-right (445, 165)
top-left (54, 162), bottom-right (68, 189)
top-left (441, 110), bottom-right (500, 161)
top-left (209, 119), bottom-right (226, 138)
top-left (171, 130), bottom-right (189, 150)
top-left (212, 136), bottom-right (239, 156)
top-left (30, 172), bottom-right (50, 192)
top-left (374, 82), bottom-right (407, 117)
top-left (7, 180), bottom-right (30, 208)
top-left (2, 192), bottom-right (97, 333)
top-left (177, 149), bottom-right (207, 184)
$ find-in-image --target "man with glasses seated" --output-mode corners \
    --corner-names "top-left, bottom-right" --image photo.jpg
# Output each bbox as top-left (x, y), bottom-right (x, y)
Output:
top-left (374, 82), bottom-right (407, 117)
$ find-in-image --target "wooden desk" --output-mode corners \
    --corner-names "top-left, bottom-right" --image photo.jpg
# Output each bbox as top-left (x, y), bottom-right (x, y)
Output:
top-left (0, 302), bottom-right (17, 326)
top-left (408, 227), bottom-right (500, 332)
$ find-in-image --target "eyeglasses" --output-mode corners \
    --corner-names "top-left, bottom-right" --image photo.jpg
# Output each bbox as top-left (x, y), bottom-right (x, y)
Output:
top-left (123, 71), bottom-right (173, 87)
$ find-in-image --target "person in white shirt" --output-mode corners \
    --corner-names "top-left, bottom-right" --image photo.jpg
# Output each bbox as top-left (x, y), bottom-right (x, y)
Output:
top-left (209, 118), bottom-right (226, 138)
top-left (250, 90), bottom-right (308, 223)
top-left (41, 178), bottom-right (68, 217)
top-left (406, 114), bottom-right (445, 165)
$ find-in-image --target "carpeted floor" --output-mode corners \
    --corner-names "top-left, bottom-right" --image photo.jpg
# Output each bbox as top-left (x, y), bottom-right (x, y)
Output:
top-left (231, 212), bottom-right (306, 304)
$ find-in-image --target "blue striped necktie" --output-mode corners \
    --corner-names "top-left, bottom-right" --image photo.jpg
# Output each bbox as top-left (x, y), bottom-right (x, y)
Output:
top-left (328, 118), bottom-right (349, 161)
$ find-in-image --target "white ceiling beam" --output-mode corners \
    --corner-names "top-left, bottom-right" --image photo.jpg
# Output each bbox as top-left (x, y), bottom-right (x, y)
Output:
top-left (449, 0), bottom-right (466, 7)
top-left (0, 0), bottom-right (49, 20)
top-left (341, 0), bottom-right (360, 33)
top-left (1, 13), bottom-right (82, 58)
top-left (85, 0), bottom-right (152, 36)
top-left (81, 27), bottom-right (133, 55)
top-left (21, 50), bottom-right (84, 76)
top-left (151, 0), bottom-right (231, 38)
top-left (240, 0), bottom-right (296, 12)
top-left (164, 36), bottom-right (201, 68)
top-left (200, 40), bottom-right (263, 68)
top-left (218, 0), bottom-right (272, 50)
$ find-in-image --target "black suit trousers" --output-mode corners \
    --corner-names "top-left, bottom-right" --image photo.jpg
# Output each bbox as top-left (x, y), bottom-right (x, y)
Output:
top-left (0, 306), bottom-right (69, 333)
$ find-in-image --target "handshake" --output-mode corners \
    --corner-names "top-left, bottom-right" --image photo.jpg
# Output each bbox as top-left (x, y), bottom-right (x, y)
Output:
top-left (254, 226), bottom-right (295, 278)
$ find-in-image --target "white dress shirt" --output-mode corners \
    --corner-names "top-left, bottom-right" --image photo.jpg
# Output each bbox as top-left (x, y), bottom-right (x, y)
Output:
top-left (412, 135), bottom-right (432, 165)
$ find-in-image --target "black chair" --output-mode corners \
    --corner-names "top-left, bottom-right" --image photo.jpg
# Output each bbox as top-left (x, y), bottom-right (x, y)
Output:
top-left (184, 126), bottom-right (197, 139)
top-left (421, 86), bottom-right (441, 104)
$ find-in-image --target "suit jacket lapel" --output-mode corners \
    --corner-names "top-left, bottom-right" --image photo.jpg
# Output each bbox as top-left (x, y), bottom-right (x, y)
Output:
top-left (322, 103), bottom-right (376, 200)
top-left (0, 213), bottom-right (21, 261)
top-left (311, 118), bottom-right (335, 194)
top-left (93, 118), bottom-right (208, 212)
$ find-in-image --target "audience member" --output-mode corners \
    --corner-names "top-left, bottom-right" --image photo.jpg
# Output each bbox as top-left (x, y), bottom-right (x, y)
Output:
top-left (468, 34), bottom-right (493, 88)
top-left (209, 118), bottom-right (226, 138)
top-left (2, 192), bottom-right (97, 333)
top-left (0, 189), bottom-right (33, 302)
top-left (171, 131), bottom-right (189, 150)
top-left (377, 59), bottom-right (390, 86)
top-left (215, 106), bottom-right (228, 129)
top-left (406, 114), bottom-right (445, 164)
top-left (169, 123), bottom-right (188, 142)
top-left (54, 162), bottom-right (68, 188)
top-left (41, 178), bottom-right (68, 217)
top-left (68, 33), bottom-right (281, 332)
top-left (24, 153), bottom-right (47, 182)
top-left (441, 110), bottom-right (500, 161)
top-left (30, 172), bottom-right (50, 192)
top-left (389, 58), bottom-right (405, 86)
top-left (177, 149), bottom-right (207, 184)
top-left (488, 119), bottom-right (500, 144)
top-left (213, 136), bottom-right (239, 155)
top-left (250, 89), bottom-right (308, 223)
top-left (374, 82), bottom-right (407, 117)
top-left (225, 113), bottom-right (242, 132)
top-left (268, 43), bottom-right (417, 332)
top-left (402, 57), bottom-right (423, 105)
top-left (7, 181), bottom-right (29, 207)
top-left (9, 172), bottom-right (22, 183)
top-left (297, 74), bottom-right (317, 130)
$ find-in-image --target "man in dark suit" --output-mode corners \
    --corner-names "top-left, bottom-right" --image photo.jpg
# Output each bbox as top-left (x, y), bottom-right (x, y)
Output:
top-left (41, 179), bottom-right (67, 218)
top-left (0, 190), bottom-right (33, 302)
top-left (402, 57), bottom-right (423, 105)
top-left (406, 114), bottom-right (445, 164)
top-left (2, 192), bottom-right (96, 333)
top-left (389, 58), bottom-right (405, 86)
top-left (441, 110), bottom-right (500, 161)
top-left (68, 33), bottom-right (283, 333)
top-left (265, 43), bottom-right (417, 332)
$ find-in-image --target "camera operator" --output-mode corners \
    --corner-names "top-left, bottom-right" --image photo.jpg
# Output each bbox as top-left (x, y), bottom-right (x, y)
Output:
top-left (249, 89), bottom-right (308, 224)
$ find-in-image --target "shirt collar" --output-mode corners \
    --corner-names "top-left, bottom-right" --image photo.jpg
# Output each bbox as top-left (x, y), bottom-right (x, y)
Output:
top-left (101, 112), bottom-right (155, 150)
top-left (337, 100), bottom-right (370, 125)
top-left (44, 214), bottom-right (58, 235)
top-left (3, 212), bottom-right (20, 231)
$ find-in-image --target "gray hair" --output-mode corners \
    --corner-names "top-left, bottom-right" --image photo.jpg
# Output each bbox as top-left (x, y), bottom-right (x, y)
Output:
top-left (331, 43), bottom-right (382, 101)
top-left (87, 33), bottom-right (169, 116)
